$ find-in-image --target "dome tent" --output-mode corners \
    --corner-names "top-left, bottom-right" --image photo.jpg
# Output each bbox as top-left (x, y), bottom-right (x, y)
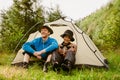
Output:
top-left (12, 18), bottom-right (109, 69)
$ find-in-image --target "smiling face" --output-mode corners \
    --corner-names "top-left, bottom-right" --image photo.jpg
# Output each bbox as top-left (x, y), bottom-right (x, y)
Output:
top-left (40, 28), bottom-right (50, 38)
top-left (63, 35), bottom-right (71, 44)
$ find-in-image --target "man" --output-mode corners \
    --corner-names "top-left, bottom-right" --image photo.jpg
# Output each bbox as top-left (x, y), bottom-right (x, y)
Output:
top-left (51, 30), bottom-right (77, 73)
top-left (22, 25), bottom-right (58, 72)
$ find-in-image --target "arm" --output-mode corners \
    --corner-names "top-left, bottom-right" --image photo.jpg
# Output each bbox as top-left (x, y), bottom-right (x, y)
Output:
top-left (22, 39), bottom-right (38, 54)
top-left (44, 39), bottom-right (58, 53)
top-left (68, 43), bottom-right (77, 53)
top-left (58, 44), bottom-right (64, 55)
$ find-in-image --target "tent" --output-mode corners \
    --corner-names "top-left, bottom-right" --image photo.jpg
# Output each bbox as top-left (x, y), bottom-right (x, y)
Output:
top-left (12, 18), bottom-right (109, 68)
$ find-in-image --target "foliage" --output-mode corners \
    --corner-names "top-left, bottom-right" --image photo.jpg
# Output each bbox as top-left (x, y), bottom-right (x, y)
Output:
top-left (77, 0), bottom-right (120, 50)
top-left (0, 0), bottom-right (45, 52)
top-left (0, 0), bottom-right (63, 52)
top-left (45, 6), bottom-right (64, 22)
top-left (0, 50), bottom-right (120, 80)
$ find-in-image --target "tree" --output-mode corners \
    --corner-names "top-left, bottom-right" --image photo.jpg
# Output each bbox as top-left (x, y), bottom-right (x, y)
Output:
top-left (0, 0), bottom-right (64, 52)
top-left (79, 0), bottom-right (120, 50)
top-left (0, 0), bottom-right (45, 52)
top-left (45, 6), bottom-right (63, 22)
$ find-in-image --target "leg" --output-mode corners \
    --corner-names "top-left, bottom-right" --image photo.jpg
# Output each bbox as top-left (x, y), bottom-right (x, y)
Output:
top-left (23, 53), bottom-right (30, 63)
top-left (23, 53), bottom-right (30, 68)
top-left (51, 51), bottom-right (63, 65)
top-left (51, 51), bottom-right (64, 72)
top-left (46, 54), bottom-right (52, 63)
top-left (62, 51), bottom-right (75, 73)
top-left (43, 54), bottom-right (52, 72)
top-left (64, 51), bottom-right (75, 65)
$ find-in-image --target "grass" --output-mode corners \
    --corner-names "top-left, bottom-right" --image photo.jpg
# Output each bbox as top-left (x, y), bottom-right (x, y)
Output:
top-left (0, 50), bottom-right (120, 80)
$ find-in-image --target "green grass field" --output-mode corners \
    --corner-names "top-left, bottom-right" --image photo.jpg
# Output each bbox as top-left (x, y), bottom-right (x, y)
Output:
top-left (0, 50), bottom-right (120, 80)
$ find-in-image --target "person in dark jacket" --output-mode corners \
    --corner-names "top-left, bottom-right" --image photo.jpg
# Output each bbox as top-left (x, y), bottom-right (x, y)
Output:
top-left (22, 25), bottom-right (58, 72)
top-left (51, 30), bottom-right (77, 73)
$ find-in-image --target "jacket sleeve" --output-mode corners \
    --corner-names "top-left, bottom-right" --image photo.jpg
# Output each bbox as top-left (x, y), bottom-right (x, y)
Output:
top-left (45, 39), bottom-right (58, 53)
top-left (22, 39), bottom-right (37, 54)
top-left (68, 43), bottom-right (77, 53)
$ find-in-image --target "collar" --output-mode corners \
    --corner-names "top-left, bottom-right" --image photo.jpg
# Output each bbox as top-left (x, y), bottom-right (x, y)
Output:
top-left (60, 42), bottom-right (71, 49)
top-left (61, 42), bottom-right (71, 47)
top-left (42, 37), bottom-right (50, 43)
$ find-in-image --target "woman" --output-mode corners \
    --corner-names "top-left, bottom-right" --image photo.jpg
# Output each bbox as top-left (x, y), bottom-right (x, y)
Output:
top-left (51, 30), bottom-right (77, 73)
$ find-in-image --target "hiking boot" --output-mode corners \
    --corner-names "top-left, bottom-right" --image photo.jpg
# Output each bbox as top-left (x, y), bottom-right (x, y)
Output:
top-left (23, 62), bottom-right (28, 69)
top-left (61, 62), bottom-right (72, 73)
top-left (43, 62), bottom-right (48, 72)
top-left (67, 62), bottom-right (72, 74)
top-left (61, 63), bottom-right (68, 71)
top-left (53, 62), bottom-right (60, 73)
top-left (53, 62), bottom-right (59, 71)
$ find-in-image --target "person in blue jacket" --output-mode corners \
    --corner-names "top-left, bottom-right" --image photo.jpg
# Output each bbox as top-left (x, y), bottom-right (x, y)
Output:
top-left (22, 25), bottom-right (58, 72)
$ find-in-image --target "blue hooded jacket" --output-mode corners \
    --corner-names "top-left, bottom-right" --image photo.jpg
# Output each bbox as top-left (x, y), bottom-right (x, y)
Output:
top-left (22, 37), bottom-right (58, 58)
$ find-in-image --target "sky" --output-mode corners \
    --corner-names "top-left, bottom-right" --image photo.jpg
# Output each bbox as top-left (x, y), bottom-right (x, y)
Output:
top-left (0, 0), bottom-right (111, 20)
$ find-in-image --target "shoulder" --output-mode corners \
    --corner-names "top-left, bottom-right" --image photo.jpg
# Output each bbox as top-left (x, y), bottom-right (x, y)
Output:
top-left (70, 43), bottom-right (77, 47)
top-left (32, 37), bottom-right (42, 42)
top-left (48, 37), bottom-right (57, 41)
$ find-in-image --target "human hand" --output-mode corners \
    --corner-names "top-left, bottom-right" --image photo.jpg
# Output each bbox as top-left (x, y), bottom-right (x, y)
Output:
top-left (62, 53), bottom-right (66, 57)
top-left (34, 52), bottom-right (42, 59)
top-left (33, 51), bottom-right (42, 57)
top-left (36, 56), bottom-right (41, 59)
top-left (58, 47), bottom-right (63, 53)
top-left (33, 52), bottom-right (39, 56)
top-left (33, 50), bottom-right (45, 56)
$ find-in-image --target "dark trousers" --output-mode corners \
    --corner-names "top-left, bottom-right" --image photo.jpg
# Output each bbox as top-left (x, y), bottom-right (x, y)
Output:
top-left (51, 51), bottom-right (75, 67)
